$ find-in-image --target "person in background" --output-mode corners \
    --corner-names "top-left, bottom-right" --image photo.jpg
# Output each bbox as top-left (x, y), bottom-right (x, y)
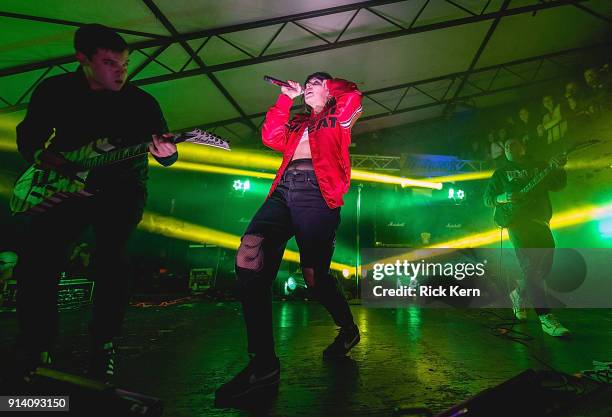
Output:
top-left (484, 138), bottom-right (570, 337)
top-left (515, 107), bottom-right (542, 157)
top-left (583, 65), bottom-right (610, 113)
top-left (541, 95), bottom-right (567, 149)
top-left (462, 138), bottom-right (486, 161)
top-left (0, 252), bottom-right (18, 305)
top-left (66, 243), bottom-right (92, 279)
top-left (488, 129), bottom-right (506, 167)
top-left (562, 81), bottom-right (593, 143)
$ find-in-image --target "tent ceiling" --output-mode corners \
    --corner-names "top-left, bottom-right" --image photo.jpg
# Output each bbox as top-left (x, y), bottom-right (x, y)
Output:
top-left (0, 0), bottom-right (610, 145)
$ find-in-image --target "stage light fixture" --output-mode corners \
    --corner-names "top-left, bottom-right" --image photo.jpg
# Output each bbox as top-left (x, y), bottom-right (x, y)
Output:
top-left (232, 179), bottom-right (251, 192)
top-left (447, 187), bottom-right (466, 202)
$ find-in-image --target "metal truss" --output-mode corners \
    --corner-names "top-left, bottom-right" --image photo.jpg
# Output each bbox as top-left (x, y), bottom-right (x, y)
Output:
top-left (196, 42), bottom-right (609, 142)
top-left (349, 154), bottom-right (485, 174)
top-left (0, 0), bottom-right (589, 120)
top-left (140, 0), bottom-right (257, 131)
top-left (351, 154), bottom-right (402, 171)
top-left (454, 160), bottom-right (486, 172)
top-left (0, 10), bottom-right (165, 39)
top-left (402, 155), bottom-right (486, 176)
top-left (442, 0), bottom-right (511, 117)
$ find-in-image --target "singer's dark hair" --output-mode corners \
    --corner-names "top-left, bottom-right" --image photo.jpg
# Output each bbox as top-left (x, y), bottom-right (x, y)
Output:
top-left (303, 72), bottom-right (333, 114)
top-left (304, 71), bottom-right (332, 86)
top-left (74, 24), bottom-right (128, 59)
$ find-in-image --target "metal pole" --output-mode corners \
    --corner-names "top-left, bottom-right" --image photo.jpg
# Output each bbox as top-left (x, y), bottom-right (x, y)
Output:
top-left (356, 183), bottom-right (363, 298)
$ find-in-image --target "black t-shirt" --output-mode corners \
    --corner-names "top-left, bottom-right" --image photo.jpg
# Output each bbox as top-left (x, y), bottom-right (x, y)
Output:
top-left (483, 158), bottom-right (567, 224)
top-left (16, 68), bottom-right (177, 190)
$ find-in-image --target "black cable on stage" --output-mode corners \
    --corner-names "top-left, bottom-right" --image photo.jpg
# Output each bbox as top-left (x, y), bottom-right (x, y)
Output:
top-left (461, 309), bottom-right (561, 373)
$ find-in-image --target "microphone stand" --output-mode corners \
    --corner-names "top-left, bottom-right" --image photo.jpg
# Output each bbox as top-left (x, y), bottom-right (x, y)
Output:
top-left (356, 183), bottom-right (363, 299)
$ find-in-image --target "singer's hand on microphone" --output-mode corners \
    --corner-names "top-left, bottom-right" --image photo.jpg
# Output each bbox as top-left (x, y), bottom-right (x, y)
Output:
top-left (281, 80), bottom-right (303, 99)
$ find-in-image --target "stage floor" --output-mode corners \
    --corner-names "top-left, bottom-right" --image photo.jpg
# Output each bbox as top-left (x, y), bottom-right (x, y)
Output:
top-left (1, 301), bottom-right (610, 416)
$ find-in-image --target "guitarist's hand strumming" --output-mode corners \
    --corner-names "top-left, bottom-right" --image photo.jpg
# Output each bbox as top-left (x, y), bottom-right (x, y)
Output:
top-left (34, 149), bottom-right (83, 179)
top-left (496, 191), bottom-right (524, 205)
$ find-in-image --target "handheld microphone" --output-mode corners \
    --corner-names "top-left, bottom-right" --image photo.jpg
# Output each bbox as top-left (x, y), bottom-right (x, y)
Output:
top-left (263, 75), bottom-right (291, 88)
top-left (263, 76), bottom-right (303, 96)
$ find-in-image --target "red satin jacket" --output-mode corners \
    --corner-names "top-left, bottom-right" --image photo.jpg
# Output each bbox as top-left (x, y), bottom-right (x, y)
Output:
top-left (261, 79), bottom-right (363, 208)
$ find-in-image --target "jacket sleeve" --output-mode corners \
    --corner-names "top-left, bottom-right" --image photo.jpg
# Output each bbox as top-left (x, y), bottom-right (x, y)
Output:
top-left (327, 79), bottom-right (363, 130)
top-left (148, 97), bottom-right (178, 167)
top-left (484, 170), bottom-right (503, 208)
top-left (154, 152), bottom-right (178, 167)
top-left (262, 94), bottom-right (293, 152)
top-left (16, 79), bottom-right (55, 164)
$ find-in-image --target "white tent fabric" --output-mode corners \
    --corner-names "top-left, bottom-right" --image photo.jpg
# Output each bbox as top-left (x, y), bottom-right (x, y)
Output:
top-left (0, 0), bottom-right (610, 144)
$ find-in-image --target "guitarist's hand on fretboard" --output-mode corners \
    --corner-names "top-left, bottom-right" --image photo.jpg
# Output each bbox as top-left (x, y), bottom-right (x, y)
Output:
top-left (149, 133), bottom-right (177, 158)
top-left (549, 154), bottom-right (567, 168)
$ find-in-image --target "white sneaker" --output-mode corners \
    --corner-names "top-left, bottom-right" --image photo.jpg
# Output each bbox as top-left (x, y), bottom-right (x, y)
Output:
top-left (509, 289), bottom-right (527, 321)
top-left (539, 313), bottom-right (570, 337)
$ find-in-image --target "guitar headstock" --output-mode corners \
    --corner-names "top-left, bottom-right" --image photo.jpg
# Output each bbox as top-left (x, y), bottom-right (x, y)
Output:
top-left (173, 129), bottom-right (231, 151)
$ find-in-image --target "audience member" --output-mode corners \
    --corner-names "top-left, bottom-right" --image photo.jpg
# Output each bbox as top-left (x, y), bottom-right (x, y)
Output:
top-left (562, 81), bottom-right (593, 142)
top-left (0, 251), bottom-right (18, 304)
top-left (463, 65), bottom-right (610, 170)
top-left (541, 95), bottom-right (567, 148)
top-left (467, 138), bottom-right (486, 160)
top-left (584, 65), bottom-right (610, 114)
top-left (66, 243), bottom-right (92, 279)
top-left (515, 106), bottom-right (544, 156)
top-left (488, 130), bottom-right (505, 167)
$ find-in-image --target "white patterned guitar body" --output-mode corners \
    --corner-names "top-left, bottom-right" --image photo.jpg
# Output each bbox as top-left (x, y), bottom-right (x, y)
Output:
top-left (10, 129), bottom-right (229, 215)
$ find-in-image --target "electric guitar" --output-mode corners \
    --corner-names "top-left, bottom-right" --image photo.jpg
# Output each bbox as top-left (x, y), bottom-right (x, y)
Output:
top-left (493, 140), bottom-right (597, 227)
top-left (10, 129), bottom-right (230, 215)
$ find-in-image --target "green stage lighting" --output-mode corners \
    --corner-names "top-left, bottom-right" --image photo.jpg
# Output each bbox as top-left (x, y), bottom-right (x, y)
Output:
top-left (598, 218), bottom-right (612, 239)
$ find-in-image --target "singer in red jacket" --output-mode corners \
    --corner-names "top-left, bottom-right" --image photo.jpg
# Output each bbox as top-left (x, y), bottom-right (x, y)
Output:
top-left (215, 72), bottom-right (363, 405)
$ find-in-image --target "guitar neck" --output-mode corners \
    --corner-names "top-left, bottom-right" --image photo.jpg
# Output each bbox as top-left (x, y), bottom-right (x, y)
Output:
top-left (519, 141), bottom-right (597, 194)
top-left (520, 163), bottom-right (555, 194)
top-left (80, 142), bottom-right (151, 169)
top-left (71, 129), bottom-right (230, 170)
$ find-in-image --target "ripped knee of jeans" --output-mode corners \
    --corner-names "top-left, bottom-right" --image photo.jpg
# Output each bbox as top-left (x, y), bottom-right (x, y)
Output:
top-left (236, 234), bottom-right (264, 272)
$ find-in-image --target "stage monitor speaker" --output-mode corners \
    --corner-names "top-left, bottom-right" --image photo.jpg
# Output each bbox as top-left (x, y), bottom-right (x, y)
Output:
top-left (189, 267), bottom-right (213, 292)
top-left (1, 278), bottom-right (94, 313)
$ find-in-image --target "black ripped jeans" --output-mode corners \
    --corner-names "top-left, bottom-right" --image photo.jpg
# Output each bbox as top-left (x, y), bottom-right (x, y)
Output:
top-left (236, 168), bottom-right (355, 358)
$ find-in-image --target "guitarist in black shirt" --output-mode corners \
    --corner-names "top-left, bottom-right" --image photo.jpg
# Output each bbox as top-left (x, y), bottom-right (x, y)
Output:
top-left (12, 24), bottom-right (177, 380)
top-left (484, 138), bottom-right (570, 337)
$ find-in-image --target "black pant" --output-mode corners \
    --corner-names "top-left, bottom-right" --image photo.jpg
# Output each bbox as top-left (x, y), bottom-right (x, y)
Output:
top-left (15, 185), bottom-right (146, 353)
top-left (237, 170), bottom-right (354, 357)
top-left (507, 220), bottom-right (554, 316)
